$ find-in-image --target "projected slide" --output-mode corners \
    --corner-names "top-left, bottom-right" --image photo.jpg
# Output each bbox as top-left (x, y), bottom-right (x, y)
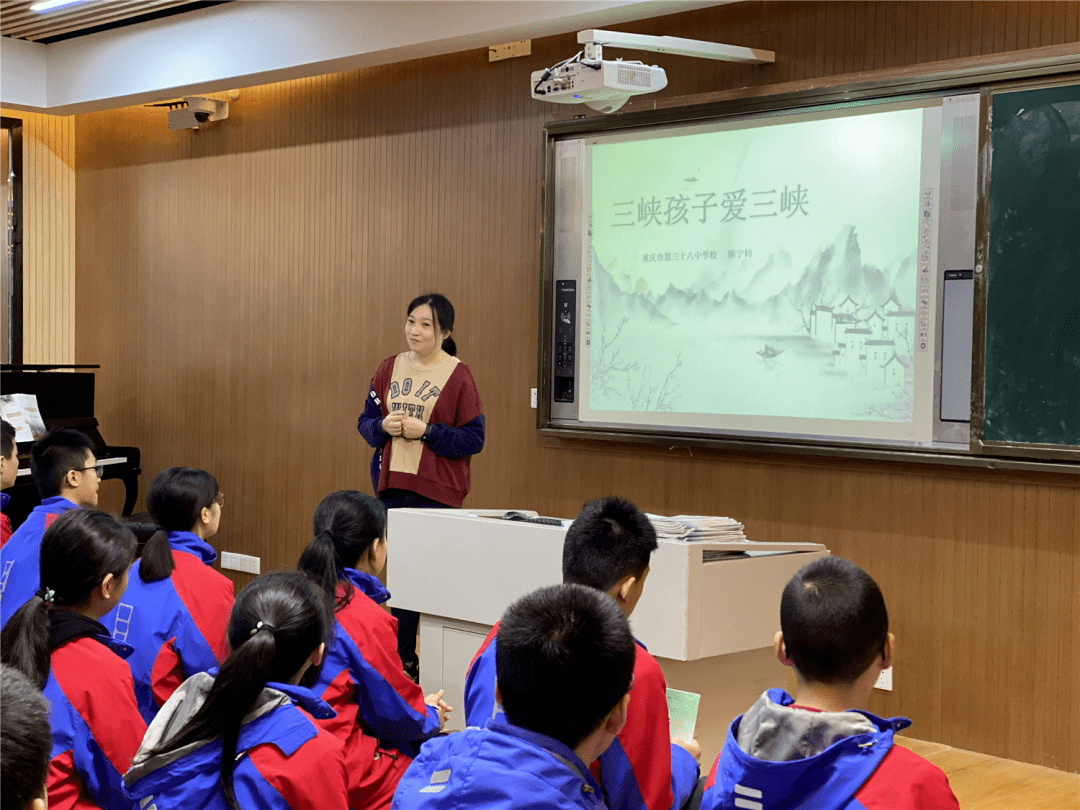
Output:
top-left (585, 106), bottom-right (929, 436)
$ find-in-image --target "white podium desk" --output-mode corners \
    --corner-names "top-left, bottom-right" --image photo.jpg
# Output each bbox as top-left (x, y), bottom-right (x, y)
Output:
top-left (387, 508), bottom-right (827, 750)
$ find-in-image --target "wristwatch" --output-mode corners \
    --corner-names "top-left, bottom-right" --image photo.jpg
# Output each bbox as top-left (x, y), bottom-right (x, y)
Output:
top-left (421, 424), bottom-right (433, 443)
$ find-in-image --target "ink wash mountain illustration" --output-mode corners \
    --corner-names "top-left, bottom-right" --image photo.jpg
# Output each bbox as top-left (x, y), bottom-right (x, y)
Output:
top-left (590, 225), bottom-right (916, 422)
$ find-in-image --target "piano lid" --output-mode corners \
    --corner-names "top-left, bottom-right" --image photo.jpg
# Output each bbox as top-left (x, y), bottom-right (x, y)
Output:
top-left (2, 367), bottom-right (104, 447)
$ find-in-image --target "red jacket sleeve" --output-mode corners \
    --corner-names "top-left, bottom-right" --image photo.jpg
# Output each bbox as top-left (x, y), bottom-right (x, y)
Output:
top-left (855, 744), bottom-right (959, 810)
top-left (594, 644), bottom-right (694, 810)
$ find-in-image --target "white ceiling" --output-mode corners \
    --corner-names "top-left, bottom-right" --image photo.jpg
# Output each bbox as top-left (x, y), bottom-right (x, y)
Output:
top-left (0, 0), bottom-right (734, 114)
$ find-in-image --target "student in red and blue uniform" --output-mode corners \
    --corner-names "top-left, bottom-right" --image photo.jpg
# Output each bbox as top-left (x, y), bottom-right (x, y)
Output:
top-left (393, 584), bottom-right (635, 810)
top-left (700, 557), bottom-right (959, 810)
top-left (101, 467), bottom-right (234, 722)
top-left (298, 490), bottom-right (448, 800)
top-left (464, 497), bottom-right (701, 810)
top-left (1, 508), bottom-right (147, 810)
top-left (122, 571), bottom-right (349, 810)
top-left (1, 420), bottom-right (19, 547)
top-left (1, 429), bottom-right (101, 628)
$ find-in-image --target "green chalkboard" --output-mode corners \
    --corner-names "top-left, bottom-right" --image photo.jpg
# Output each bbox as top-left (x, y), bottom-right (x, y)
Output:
top-left (983, 81), bottom-right (1080, 452)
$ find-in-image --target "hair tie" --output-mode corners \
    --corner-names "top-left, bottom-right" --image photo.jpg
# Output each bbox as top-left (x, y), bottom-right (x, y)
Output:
top-left (249, 620), bottom-right (275, 637)
top-left (36, 587), bottom-right (55, 605)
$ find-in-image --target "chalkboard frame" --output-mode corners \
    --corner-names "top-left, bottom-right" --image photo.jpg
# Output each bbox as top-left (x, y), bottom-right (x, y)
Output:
top-left (536, 50), bottom-right (1080, 473)
top-left (970, 77), bottom-right (1080, 462)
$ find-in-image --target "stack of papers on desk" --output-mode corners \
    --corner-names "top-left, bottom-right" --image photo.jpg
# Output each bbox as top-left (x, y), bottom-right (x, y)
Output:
top-left (647, 514), bottom-right (747, 542)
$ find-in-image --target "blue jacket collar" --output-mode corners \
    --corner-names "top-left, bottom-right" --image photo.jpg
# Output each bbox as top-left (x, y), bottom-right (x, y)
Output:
top-left (266, 681), bottom-right (337, 720)
top-left (204, 668), bottom-right (337, 721)
top-left (764, 688), bottom-right (911, 733)
top-left (341, 566), bottom-right (391, 604)
top-left (487, 718), bottom-right (603, 794)
top-left (167, 530), bottom-right (217, 565)
top-left (39, 496), bottom-right (80, 513)
top-left (1, 492), bottom-right (8, 510)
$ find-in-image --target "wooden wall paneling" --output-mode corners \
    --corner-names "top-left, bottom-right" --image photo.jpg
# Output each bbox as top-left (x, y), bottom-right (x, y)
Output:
top-left (1004, 1), bottom-right (1019, 52)
top-left (4, 109), bottom-right (77, 365)
top-left (70, 1), bottom-right (1080, 771)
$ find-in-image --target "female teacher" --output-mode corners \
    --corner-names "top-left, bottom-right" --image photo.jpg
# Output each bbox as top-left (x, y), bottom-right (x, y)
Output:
top-left (357, 293), bottom-right (485, 678)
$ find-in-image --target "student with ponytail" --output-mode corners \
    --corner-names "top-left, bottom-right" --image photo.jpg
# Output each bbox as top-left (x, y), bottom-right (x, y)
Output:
top-left (123, 571), bottom-right (349, 810)
top-left (298, 492), bottom-right (448, 776)
top-left (101, 467), bottom-right (234, 722)
top-left (0, 508), bottom-right (146, 810)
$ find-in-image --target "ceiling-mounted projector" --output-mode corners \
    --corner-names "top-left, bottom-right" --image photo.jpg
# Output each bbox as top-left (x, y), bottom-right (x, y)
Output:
top-left (531, 29), bottom-right (775, 114)
top-left (531, 60), bottom-right (666, 113)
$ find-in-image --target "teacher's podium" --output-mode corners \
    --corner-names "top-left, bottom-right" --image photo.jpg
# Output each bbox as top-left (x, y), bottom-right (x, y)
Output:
top-left (387, 508), bottom-right (827, 757)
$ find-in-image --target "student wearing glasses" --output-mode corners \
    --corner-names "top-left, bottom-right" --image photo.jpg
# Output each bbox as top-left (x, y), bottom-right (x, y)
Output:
top-left (0, 428), bottom-right (102, 628)
top-left (101, 467), bottom-right (235, 722)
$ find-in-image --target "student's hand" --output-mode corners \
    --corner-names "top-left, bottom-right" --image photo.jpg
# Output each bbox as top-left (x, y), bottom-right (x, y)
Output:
top-left (382, 412), bottom-right (405, 437)
top-left (426, 689), bottom-right (453, 729)
top-left (673, 737), bottom-right (702, 763)
top-left (401, 416), bottom-right (427, 440)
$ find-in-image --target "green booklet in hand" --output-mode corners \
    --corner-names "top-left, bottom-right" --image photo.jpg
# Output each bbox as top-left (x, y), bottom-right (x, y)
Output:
top-left (666, 687), bottom-right (700, 742)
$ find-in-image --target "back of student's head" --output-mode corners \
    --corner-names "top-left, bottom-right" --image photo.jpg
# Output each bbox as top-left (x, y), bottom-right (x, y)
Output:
top-left (1, 419), bottom-right (15, 459)
top-left (780, 556), bottom-right (889, 685)
top-left (562, 496), bottom-right (657, 592)
top-left (298, 490), bottom-right (386, 609)
top-left (1, 664), bottom-right (51, 810)
top-left (148, 571), bottom-right (333, 810)
top-left (496, 583), bottom-right (635, 750)
top-left (29, 428), bottom-right (94, 499)
top-left (140, 467), bottom-right (220, 583)
top-left (0, 509), bottom-right (137, 688)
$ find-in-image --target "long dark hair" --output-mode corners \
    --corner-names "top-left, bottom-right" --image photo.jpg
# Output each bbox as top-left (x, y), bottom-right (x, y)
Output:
top-left (140, 467), bottom-right (220, 583)
top-left (0, 509), bottom-right (137, 688)
top-left (408, 293), bottom-right (457, 357)
top-left (297, 491), bottom-right (386, 610)
top-left (147, 571), bottom-right (333, 810)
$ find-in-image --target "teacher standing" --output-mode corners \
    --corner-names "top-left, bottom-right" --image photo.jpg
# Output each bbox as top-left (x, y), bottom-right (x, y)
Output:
top-left (357, 293), bottom-right (485, 678)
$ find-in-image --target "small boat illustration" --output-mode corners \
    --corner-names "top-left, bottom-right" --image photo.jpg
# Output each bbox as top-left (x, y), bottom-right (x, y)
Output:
top-left (756, 343), bottom-right (784, 360)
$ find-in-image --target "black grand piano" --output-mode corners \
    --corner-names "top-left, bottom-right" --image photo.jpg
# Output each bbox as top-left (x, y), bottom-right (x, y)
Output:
top-left (1, 365), bottom-right (141, 529)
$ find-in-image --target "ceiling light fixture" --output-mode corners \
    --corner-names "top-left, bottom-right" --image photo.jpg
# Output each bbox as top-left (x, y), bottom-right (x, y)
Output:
top-left (29, 0), bottom-right (91, 13)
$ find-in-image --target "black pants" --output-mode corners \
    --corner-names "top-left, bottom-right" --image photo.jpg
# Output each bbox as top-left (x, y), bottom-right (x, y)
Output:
top-left (380, 489), bottom-right (450, 679)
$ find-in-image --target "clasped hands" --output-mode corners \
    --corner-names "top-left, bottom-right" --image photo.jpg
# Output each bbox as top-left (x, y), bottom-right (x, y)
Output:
top-left (382, 412), bottom-right (427, 440)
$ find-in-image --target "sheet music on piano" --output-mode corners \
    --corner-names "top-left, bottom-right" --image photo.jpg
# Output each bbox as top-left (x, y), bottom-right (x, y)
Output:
top-left (0, 394), bottom-right (47, 442)
top-left (1, 365), bottom-right (142, 525)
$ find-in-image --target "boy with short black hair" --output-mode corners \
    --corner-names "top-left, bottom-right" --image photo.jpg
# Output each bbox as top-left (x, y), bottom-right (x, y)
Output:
top-left (1, 419), bottom-right (18, 547)
top-left (464, 496), bottom-right (701, 810)
top-left (1, 664), bottom-right (52, 810)
top-left (700, 556), bottom-right (959, 810)
top-left (0, 428), bottom-right (100, 627)
top-left (393, 583), bottom-right (635, 809)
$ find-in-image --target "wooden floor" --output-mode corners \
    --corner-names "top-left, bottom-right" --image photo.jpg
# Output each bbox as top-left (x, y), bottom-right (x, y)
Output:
top-left (897, 737), bottom-right (1079, 810)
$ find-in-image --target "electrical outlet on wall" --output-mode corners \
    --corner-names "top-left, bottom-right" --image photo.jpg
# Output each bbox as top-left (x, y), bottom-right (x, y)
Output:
top-left (220, 551), bottom-right (261, 575)
top-left (874, 666), bottom-right (893, 691)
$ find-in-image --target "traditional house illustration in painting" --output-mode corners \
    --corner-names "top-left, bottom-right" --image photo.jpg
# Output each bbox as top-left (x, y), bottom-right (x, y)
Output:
top-left (811, 305), bottom-right (834, 339)
top-left (882, 352), bottom-right (908, 393)
top-left (865, 339), bottom-right (897, 384)
top-left (864, 309), bottom-right (886, 340)
top-left (844, 328), bottom-right (872, 375)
